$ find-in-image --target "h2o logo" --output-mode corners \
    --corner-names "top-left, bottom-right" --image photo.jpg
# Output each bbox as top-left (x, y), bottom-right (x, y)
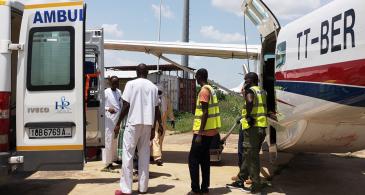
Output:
top-left (55, 96), bottom-right (71, 113)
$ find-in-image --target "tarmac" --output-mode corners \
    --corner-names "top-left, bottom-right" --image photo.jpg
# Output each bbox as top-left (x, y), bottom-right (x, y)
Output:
top-left (1, 131), bottom-right (365, 195)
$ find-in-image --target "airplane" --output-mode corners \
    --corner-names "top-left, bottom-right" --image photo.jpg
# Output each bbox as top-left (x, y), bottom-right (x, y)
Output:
top-left (105, 0), bottom-right (365, 155)
top-left (1, 0), bottom-right (363, 179)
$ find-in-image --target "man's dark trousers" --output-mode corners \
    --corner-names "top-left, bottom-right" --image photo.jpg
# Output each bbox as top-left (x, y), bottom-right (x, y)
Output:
top-left (189, 134), bottom-right (213, 193)
top-left (238, 127), bottom-right (244, 167)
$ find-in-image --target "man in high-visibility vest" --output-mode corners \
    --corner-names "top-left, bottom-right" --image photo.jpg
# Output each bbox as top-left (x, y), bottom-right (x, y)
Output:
top-left (230, 87), bottom-right (252, 185)
top-left (188, 68), bottom-right (221, 195)
top-left (227, 72), bottom-right (267, 193)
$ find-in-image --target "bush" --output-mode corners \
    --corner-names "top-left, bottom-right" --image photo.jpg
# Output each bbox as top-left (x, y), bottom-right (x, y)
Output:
top-left (171, 95), bottom-right (244, 134)
top-left (196, 85), bottom-right (226, 101)
top-left (168, 112), bottom-right (194, 134)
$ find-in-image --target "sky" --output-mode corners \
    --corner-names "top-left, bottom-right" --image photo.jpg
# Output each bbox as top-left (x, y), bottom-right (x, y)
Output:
top-left (22, 0), bottom-right (333, 88)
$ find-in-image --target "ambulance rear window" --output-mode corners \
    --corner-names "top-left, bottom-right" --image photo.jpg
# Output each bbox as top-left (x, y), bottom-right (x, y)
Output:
top-left (27, 27), bottom-right (74, 91)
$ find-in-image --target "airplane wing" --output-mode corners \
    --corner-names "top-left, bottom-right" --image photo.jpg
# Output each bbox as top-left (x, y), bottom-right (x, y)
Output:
top-left (104, 40), bottom-right (260, 59)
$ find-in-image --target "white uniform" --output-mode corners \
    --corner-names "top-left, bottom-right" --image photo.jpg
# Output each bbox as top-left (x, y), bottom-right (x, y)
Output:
top-left (104, 88), bottom-right (122, 165)
top-left (120, 78), bottom-right (158, 194)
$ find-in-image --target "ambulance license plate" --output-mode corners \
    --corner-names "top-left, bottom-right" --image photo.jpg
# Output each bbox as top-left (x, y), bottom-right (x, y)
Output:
top-left (28, 127), bottom-right (72, 139)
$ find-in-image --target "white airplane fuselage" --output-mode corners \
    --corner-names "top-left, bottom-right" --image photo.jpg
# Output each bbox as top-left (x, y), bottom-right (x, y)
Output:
top-left (272, 0), bottom-right (365, 153)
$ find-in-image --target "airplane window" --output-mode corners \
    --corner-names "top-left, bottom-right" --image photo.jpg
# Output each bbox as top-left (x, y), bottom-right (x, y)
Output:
top-left (275, 41), bottom-right (286, 69)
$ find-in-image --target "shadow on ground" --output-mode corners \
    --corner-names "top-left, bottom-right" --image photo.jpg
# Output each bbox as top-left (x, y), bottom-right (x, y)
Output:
top-left (264, 153), bottom-right (365, 195)
top-left (146, 184), bottom-right (175, 194)
top-left (149, 171), bottom-right (172, 179)
top-left (162, 150), bottom-right (239, 167)
top-left (0, 178), bottom-right (120, 195)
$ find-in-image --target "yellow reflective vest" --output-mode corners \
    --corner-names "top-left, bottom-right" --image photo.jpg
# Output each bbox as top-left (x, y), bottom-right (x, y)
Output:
top-left (241, 103), bottom-right (250, 129)
top-left (193, 85), bottom-right (221, 131)
top-left (241, 86), bottom-right (268, 129)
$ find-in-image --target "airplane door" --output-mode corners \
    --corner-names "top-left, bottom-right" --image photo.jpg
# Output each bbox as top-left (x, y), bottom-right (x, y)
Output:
top-left (242, 0), bottom-right (280, 37)
top-left (243, 0), bottom-right (280, 114)
top-left (16, 2), bottom-right (86, 171)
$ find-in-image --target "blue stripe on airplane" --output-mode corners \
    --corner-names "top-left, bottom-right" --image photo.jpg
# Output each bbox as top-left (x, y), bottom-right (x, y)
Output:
top-left (275, 81), bottom-right (365, 107)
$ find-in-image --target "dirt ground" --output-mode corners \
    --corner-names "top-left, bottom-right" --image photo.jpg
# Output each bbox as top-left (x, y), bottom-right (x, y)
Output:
top-left (1, 132), bottom-right (365, 195)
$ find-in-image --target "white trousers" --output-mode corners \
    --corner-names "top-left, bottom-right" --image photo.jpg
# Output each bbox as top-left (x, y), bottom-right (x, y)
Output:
top-left (104, 128), bottom-right (117, 165)
top-left (120, 124), bottom-right (151, 194)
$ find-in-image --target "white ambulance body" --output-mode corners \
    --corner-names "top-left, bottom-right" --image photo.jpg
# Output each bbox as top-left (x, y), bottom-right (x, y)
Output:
top-left (0, 0), bottom-right (104, 176)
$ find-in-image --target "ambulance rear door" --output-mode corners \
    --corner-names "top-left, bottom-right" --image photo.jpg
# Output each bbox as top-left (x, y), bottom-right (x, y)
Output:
top-left (16, 1), bottom-right (86, 171)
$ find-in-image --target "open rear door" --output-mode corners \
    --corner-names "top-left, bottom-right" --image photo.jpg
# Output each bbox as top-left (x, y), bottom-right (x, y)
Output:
top-left (85, 29), bottom-right (105, 147)
top-left (16, 1), bottom-right (85, 171)
top-left (242, 0), bottom-right (280, 37)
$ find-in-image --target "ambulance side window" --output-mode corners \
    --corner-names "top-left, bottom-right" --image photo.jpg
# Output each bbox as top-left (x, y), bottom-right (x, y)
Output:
top-left (275, 41), bottom-right (286, 69)
top-left (27, 27), bottom-right (75, 91)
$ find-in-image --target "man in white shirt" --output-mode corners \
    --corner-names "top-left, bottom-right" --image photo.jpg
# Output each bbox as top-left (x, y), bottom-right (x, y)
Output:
top-left (103, 76), bottom-right (122, 171)
top-left (114, 63), bottom-right (161, 195)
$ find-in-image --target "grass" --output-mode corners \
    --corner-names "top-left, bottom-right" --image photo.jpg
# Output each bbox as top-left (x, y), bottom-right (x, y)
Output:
top-left (170, 95), bottom-right (244, 134)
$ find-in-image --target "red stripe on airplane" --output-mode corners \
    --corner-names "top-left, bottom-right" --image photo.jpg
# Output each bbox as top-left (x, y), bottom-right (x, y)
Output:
top-left (275, 59), bottom-right (365, 87)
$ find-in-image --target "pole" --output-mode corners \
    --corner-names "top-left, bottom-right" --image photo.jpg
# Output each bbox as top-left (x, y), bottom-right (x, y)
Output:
top-left (157, 0), bottom-right (163, 82)
top-left (181, 0), bottom-right (189, 79)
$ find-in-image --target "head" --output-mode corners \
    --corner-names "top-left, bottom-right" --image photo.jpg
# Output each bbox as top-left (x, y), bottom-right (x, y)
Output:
top-left (244, 72), bottom-right (259, 90)
top-left (195, 68), bottom-right (208, 86)
top-left (109, 76), bottom-right (119, 91)
top-left (136, 63), bottom-right (148, 78)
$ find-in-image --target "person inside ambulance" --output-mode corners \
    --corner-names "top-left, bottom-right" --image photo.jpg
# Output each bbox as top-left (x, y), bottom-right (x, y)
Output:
top-left (102, 76), bottom-right (122, 172)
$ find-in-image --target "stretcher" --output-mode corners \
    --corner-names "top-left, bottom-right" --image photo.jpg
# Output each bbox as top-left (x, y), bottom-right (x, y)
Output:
top-left (210, 119), bottom-right (239, 162)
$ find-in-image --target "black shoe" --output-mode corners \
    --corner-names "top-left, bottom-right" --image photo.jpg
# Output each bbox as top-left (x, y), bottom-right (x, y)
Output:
top-left (186, 191), bottom-right (200, 195)
top-left (114, 160), bottom-right (122, 165)
top-left (226, 180), bottom-right (244, 190)
top-left (101, 164), bottom-right (113, 172)
top-left (155, 159), bottom-right (163, 166)
top-left (248, 184), bottom-right (262, 194)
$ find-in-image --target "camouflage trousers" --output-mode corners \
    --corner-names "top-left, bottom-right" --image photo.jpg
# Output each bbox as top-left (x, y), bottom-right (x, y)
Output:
top-left (238, 126), bottom-right (266, 188)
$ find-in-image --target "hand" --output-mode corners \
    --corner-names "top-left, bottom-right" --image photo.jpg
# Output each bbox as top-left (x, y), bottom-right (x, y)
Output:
top-left (236, 117), bottom-right (242, 124)
top-left (220, 138), bottom-right (226, 145)
top-left (246, 116), bottom-right (255, 127)
top-left (114, 124), bottom-right (120, 136)
top-left (195, 134), bottom-right (202, 144)
top-left (240, 87), bottom-right (245, 96)
top-left (158, 125), bottom-right (164, 135)
top-left (108, 107), bottom-right (116, 114)
top-left (150, 129), bottom-right (155, 141)
top-left (268, 112), bottom-right (278, 121)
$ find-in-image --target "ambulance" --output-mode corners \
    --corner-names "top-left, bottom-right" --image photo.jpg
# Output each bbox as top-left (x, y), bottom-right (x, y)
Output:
top-left (0, 1), bottom-right (105, 178)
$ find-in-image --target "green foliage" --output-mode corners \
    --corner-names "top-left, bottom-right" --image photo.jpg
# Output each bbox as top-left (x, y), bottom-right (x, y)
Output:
top-left (168, 111), bottom-right (195, 134)
top-left (196, 85), bottom-right (226, 101)
top-left (171, 95), bottom-right (244, 134)
top-left (218, 95), bottom-right (242, 133)
top-left (212, 85), bottom-right (226, 101)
